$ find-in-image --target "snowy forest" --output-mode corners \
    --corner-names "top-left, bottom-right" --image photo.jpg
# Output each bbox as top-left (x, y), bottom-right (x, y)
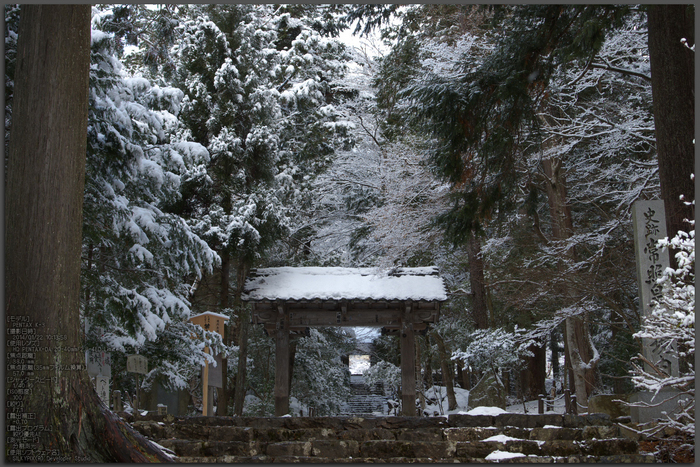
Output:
top-left (5, 3), bottom-right (694, 442)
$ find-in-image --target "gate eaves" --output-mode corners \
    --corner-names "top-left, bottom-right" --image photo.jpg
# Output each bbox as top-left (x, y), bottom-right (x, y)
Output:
top-left (243, 266), bottom-right (447, 334)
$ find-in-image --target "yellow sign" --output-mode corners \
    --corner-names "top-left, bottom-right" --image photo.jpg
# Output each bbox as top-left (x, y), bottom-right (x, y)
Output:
top-left (189, 311), bottom-right (229, 338)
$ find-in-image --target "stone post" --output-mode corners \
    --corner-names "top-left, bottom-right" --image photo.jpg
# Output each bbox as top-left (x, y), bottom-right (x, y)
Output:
top-left (631, 202), bottom-right (685, 422)
top-left (112, 390), bottom-right (123, 412)
top-left (632, 200), bottom-right (679, 376)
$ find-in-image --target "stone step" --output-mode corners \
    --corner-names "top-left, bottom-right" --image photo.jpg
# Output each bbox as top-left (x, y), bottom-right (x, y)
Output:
top-left (347, 401), bottom-right (383, 407)
top-left (133, 417), bottom-right (621, 444)
top-left (137, 423), bottom-right (341, 442)
top-left (153, 437), bottom-right (646, 461)
top-left (344, 394), bottom-right (387, 414)
top-left (349, 382), bottom-right (385, 396)
top-left (346, 399), bottom-right (385, 409)
top-left (177, 455), bottom-right (655, 464)
top-left (131, 412), bottom-right (616, 430)
top-left (347, 394), bottom-right (386, 402)
top-left (129, 413), bottom-right (650, 463)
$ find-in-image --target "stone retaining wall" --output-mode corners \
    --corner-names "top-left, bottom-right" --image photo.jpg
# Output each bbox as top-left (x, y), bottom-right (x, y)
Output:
top-left (127, 413), bottom-right (655, 463)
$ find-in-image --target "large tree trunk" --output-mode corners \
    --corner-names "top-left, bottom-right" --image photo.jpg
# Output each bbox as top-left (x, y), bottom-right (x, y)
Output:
top-left (521, 339), bottom-right (547, 401)
top-left (456, 359), bottom-right (471, 390)
top-left (647, 5), bottom-right (695, 242)
top-left (432, 331), bottom-right (458, 411)
top-left (550, 329), bottom-right (560, 383)
top-left (423, 338), bottom-right (434, 390)
top-left (543, 157), bottom-right (599, 411)
top-left (467, 233), bottom-right (490, 329)
top-left (233, 262), bottom-right (250, 415)
top-left (216, 251), bottom-right (230, 415)
top-left (5, 5), bottom-right (171, 462)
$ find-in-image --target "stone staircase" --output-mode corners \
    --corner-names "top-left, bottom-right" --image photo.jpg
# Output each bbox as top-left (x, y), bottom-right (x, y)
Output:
top-left (129, 412), bottom-right (654, 463)
top-left (342, 380), bottom-right (388, 416)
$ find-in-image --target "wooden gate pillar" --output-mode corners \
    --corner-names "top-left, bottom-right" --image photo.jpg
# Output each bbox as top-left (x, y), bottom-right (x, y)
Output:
top-left (401, 303), bottom-right (417, 416)
top-left (275, 305), bottom-right (290, 416)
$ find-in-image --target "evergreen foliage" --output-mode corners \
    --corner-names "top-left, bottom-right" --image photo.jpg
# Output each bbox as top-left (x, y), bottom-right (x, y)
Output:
top-left (452, 327), bottom-right (532, 376)
top-left (81, 9), bottom-right (226, 390)
top-left (402, 5), bottom-right (632, 238)
top-left (171, 4), bottom-right (353, 267)
top-left (291, 328), bottom-right (354, 415)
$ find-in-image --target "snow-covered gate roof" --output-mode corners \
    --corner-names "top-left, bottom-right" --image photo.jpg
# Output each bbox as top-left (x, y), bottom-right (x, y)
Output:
top-left (242, 266), bottom-right (447, 333)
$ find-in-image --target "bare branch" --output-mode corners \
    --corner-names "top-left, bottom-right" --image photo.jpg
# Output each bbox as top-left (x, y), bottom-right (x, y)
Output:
top-left (588, 62), bottom-right (651, 82)
top-left (328, 177), bottom-right (381, 190)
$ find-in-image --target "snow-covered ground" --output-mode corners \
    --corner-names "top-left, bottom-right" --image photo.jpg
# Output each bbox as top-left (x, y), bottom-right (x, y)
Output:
top-left (420, 385), bottom-right (567, 417)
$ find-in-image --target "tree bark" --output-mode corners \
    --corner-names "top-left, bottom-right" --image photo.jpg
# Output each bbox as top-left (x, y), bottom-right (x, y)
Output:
top-left (5, 5), bottom-right (171, 462)
top-left (521, 339), bottom-right (547, 401)
top-left (561, 323), bottom-right (574, 396)
top-left (216, 251), bottom-right (230, 416)
top-left (543, 157), bottom-right (599, 411)
top-left (432, 331), bottom-right (458, 411)
top-left (550, 329), bottom-right (560, 382)
top-left (456, 360), bottom-right (470, 390)
top-left (233, 262), bottom-right (250, 416)
top-left (424, 335), bottom-right (435, 389)
top-left (647, 5), bottom-right (695, 241)
top-left (467, 233), bottom-right (490, 329)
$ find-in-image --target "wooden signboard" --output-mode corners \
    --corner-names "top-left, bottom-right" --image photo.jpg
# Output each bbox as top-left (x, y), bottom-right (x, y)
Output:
top-left (126, 354), bottom-right (148, 412)
top-left (189, 311), bottom-right (228, 338)
top-left (189, 312), bottom-right (229, 415)
top-left (127, 354), bottom-right (148, 375)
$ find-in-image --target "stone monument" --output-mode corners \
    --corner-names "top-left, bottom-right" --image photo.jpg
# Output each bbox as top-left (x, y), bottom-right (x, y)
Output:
top-left (630, 200), bottom-right (682, 423)
top-left (468, 369), bottom-right (506, 410)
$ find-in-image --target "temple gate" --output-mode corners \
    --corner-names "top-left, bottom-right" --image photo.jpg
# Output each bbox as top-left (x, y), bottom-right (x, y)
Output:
top-left (242, 266), bottom-right (447, 416)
